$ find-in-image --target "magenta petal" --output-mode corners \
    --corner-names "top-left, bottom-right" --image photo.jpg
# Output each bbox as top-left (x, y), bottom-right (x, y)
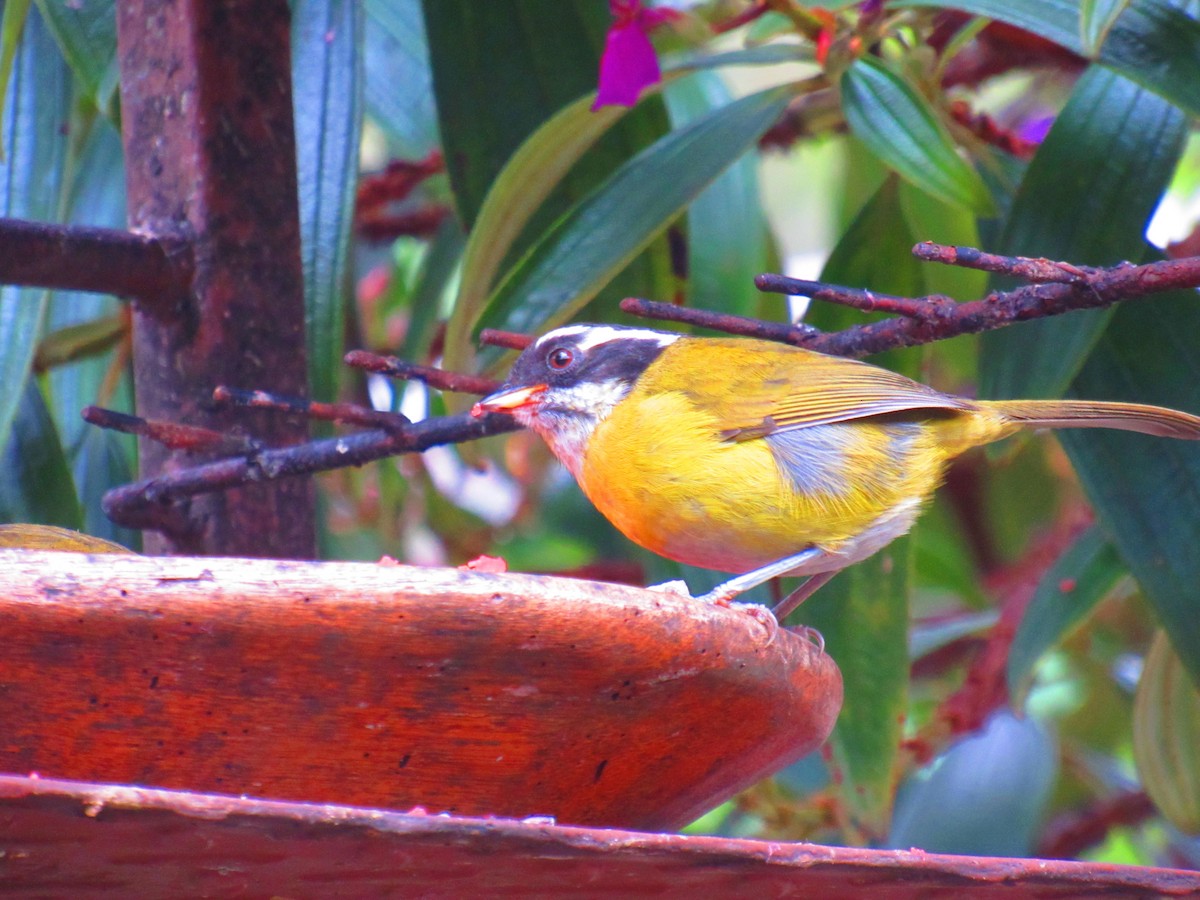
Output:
top-left (592, 22), bottom-right (662, 110)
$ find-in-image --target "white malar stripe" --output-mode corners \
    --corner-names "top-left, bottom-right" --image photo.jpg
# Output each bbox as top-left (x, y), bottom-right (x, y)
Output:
top-left (534, 324), bottom-right (680, 353)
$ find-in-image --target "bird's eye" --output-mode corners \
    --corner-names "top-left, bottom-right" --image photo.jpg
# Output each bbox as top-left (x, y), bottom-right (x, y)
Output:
top-left (547, 347), bottom-right (574, 370)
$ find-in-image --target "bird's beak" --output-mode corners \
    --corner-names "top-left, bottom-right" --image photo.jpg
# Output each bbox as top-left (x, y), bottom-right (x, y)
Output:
top-left (470, 383), bottom-right (547, 418)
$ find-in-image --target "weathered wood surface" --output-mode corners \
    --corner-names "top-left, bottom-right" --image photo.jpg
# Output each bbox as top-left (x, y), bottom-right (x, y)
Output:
top-left (1, 775), bottom-right (1196, 898)
top-left (0, 549), bottom-right (840, 830)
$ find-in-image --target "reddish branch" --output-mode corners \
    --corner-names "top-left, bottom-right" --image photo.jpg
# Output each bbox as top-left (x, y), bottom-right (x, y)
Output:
top-left (0, 217), bottom-right (192, 311)
top-left (344, 350), bottom-right (500, 396)
top-left (627, 247), bottom-right (1200, 359)
top-left (1037, 791), bottom-right (1156, 860)
top-left (82, 407), bottom-right (260, 456)
top-left (90, 244), bottom-right (1200, 528)
top-left (100, 413), bottom-right (521, 531)
top-left (212, 386), bottom-right (410, 431)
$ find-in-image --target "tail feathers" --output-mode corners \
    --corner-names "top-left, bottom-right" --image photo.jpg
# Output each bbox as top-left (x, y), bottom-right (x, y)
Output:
top-left (991, 399), bottom-right (1200, 440)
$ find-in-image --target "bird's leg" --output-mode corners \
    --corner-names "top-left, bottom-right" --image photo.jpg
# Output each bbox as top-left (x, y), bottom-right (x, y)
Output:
top-left (694, 547), bottom-right (825, 604)
top-left (771, 570), bottom-right (837, 622)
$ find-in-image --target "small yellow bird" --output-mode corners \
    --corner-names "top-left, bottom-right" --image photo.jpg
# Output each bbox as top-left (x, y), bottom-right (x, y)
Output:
top-left (472, 324), bottom-right (1200, 620)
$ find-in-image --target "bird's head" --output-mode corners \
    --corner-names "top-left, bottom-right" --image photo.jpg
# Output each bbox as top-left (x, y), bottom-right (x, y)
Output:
top-left (471, 324), bottom-right (680, 475)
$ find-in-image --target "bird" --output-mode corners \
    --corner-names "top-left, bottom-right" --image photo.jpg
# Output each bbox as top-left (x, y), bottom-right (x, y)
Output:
top-left (471, 323), bottom-right (1200, 623)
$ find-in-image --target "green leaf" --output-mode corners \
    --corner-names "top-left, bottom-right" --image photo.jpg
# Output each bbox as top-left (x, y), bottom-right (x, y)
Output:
top-left (475, 85), bottom-right (794, 354)
top-left (1059, 293), bottom-right (1200, 689)
top-left (293, 0), bottom-right (363, 403)
top-left (0, 7), bottom-right (71, 456)
top-left (401, 217), bottom-right (466, 361)
top-left (892, 0), bottom-right (1200, 119)
top-left (1133, 630), bottom-right (1200, 833)
top-left (33, 0), bottom-right (118, 114)
top-left (1081, 0), bottom-right (1133, 54)
top-left (980, 66), bottom-right (1186, 401)
top-left (425, 0), bottom-right (671, 383)
top-left (443, 90), bottom-right (631, 375)
top-left (363, 0), bottom-right (439, 158)
top-left (45, 118), bottom-right (127, 455)
top-left (662, 71), bottom-right (769, 317)
top-left (0, 0), bottom-right (31, 155)
top-left (802, 541), bottom-right (911, 839)
top-left (793, 177), bottom-right (925, 838)
top-left (0, 380), bottom-right (82, 529)
top-left (1006, 526), bottom-right (1126, 707)
top-left (841, 57), bottom-right (994, 215)
top-left (72, 425), bottom-right (139, 549)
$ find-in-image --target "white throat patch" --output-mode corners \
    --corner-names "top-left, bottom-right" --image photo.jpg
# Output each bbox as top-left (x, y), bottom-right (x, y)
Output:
top-left (525, 378), bottom-right (634, 480)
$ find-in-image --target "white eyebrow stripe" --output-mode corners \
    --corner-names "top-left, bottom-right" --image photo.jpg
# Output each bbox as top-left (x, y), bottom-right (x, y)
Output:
top-left (534, 325), bottom-right (680, 353)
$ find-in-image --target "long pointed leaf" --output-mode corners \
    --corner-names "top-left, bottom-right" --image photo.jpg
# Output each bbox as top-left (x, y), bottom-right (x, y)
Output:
top-left (980, 66), bottom-right (1186, 400)
top-left (33, 0), bottom-right (117, 113)
top-left (363, 0), bottom-right (439, 158)
top-left (794, 177), bottom-right (924, 838)
top-left (1060, 293), bottom-right (1200, 688)
top-left (293, 0), bottom-right (363, 403)
top-left (474, 86), bottom-right (794, 356)
top-left (1007, 526), bottom-right (1125, 707)
top-left (663, 71), bottom-right (769, 317)
top-left (0, 7), bottom-right (71, 454)
top-left (0, 380), bottom-right (81, 529)
top-left (841, 57), bottom-right (994, 215)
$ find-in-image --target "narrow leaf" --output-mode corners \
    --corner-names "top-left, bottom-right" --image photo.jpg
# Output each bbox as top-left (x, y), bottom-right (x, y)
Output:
top-left (475, 86), bottom-right (794, 350)
top-left (293, 0), bottom-right (363, 403)
top-left (426, 0), bottom-right (671, 382)
top-left (662, 71), bottom-right (769, 317)
top-left (1059, 292), bottom-right (1200, 688)
top-left (363, 0), bottom-right (439, 158)
top-left (0, 0), bottom-right (32, 154)
top-left (0, 7), bottom-right (71, 454)
top-left (1081, 0), bottom-right (1134, 54)
top-left (0, 380), bottom-right (82, 529)
top-left (33, 0), bottom-right (118, 113)
top-left (981, 66), bottom-right (1186, 400)
top-left (1133, 630), bottom-right (1200, 833)
top-left (1007, 526), bottom-right (1125, 707)
top-left (794, 177), bottom-right (925, 837)
top-left (841, 57), bottom-right (994, 215)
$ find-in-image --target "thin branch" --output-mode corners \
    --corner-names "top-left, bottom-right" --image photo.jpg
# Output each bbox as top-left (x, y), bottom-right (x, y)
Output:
top-left (99, 412), bottom-right (521, 530)
top-left (212, 386), bottom-right (410, 431)
top-left (626, 246), bottom-right (1200, 358)
top-left (0, 217), bottom-right (192, 311)
top-left (82, 407), bottom-right (260, 455)
top-left (91, 243), bottom-right (1200, 529)
top-left (479, 329), bottom-right (534, 351)
top-left (344, 350), bottom-right (500, 395)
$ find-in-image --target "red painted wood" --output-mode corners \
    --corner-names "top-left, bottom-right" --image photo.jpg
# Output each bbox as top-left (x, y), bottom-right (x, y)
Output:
top-left (1, 776), bottom-right (1195, 898)
top-left (0, 550), bottom-right (839, 830)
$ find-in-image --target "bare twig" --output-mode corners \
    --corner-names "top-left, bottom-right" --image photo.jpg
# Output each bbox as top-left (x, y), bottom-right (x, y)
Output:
top-left (82, 407), bottom-right (260, 456)
top-left (212, 386), bottom-right (409, 431)
top-left (344, 350), bottom-right (500, 396)
top-left (90, 243), bottom-right (1200, 531)
top-left (628, 246), bottom-right (1200, 359)
top-left (99, 412), bottom-right (521, 530)
top-left (479, 329), bottom-right (535, 351)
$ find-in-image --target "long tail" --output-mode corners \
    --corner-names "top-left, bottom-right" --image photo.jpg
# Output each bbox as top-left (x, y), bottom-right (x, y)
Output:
top-left (989, 399), bottom-right (1200, 440)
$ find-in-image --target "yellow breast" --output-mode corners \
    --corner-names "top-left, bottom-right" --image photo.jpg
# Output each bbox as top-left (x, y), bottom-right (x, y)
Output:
top-left (576, 344), bottom-right (955, 574)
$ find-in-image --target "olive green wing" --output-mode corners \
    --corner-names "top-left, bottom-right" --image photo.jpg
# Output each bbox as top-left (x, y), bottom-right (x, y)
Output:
top-left (674, 340), bottom-right (973, 440)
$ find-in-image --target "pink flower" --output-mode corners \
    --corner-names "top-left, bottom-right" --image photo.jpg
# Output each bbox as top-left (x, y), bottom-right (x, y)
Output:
top-left (593, 1), bottom-right (674, 110)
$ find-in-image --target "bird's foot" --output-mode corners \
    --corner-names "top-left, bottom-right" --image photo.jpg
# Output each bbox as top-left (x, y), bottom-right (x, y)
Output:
top-left (788, 624), bottom-right (825, 654)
